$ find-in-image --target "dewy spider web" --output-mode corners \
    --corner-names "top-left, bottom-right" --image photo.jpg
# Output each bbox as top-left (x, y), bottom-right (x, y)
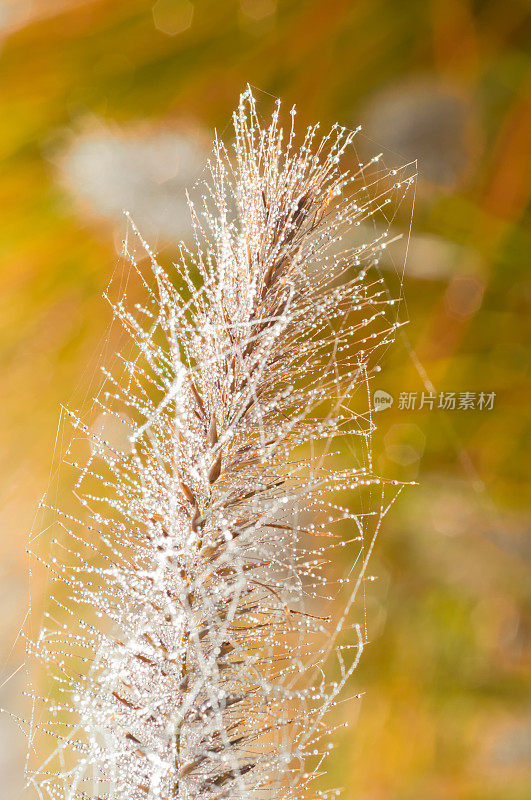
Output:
top-left (21, 89), bottom-right (416, 800)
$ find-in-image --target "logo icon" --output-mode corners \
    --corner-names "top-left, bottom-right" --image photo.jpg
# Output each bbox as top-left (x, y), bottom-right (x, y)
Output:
top-left (373, 390), bottom-right (394, 412)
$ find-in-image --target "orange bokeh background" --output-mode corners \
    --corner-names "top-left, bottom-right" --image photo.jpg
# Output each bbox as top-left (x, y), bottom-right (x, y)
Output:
top-left (0, 2), bottom-right (529, 798)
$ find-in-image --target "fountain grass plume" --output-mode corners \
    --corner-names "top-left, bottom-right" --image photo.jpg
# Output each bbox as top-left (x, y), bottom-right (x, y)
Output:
top-left (24, 88), bottom-right (415, 800)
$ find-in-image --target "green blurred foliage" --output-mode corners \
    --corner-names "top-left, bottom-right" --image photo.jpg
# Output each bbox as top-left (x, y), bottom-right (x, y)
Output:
top-left (0, 0), bottom-right (529, 798)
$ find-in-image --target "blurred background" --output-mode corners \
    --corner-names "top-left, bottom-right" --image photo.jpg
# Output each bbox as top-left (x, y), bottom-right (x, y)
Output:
top-left (0, 1), bottom-right (529, 798)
